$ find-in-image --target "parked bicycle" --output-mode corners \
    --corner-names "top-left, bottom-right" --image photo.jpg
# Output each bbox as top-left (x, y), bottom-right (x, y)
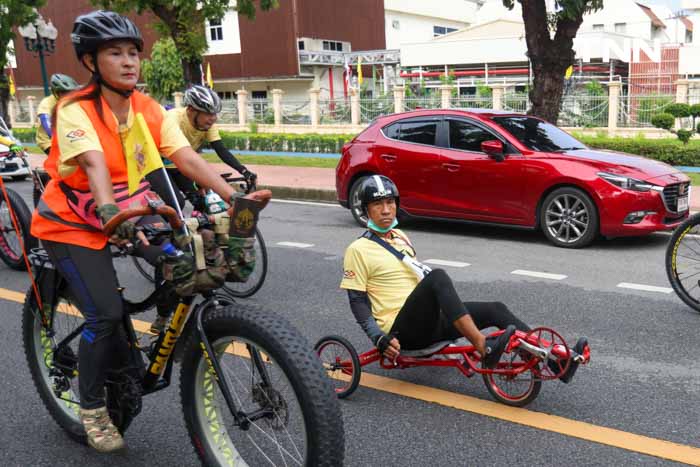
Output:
top-left (22, 203), bottom-right (344, 466)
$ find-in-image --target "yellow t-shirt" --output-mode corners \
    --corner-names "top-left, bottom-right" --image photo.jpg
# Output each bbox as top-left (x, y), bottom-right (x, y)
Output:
top-left (340, 229), bottom-right (420, 333)
top-left (56, 101), bottom-right (190, 179)
top-left (35, 95), bottom-right (57, 151)
top-left (163, 107), bottom-right (221, 166)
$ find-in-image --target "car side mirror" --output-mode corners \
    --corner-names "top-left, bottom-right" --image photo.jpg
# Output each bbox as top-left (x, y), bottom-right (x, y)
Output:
top-left (481, 140), bottom-right (505, 162)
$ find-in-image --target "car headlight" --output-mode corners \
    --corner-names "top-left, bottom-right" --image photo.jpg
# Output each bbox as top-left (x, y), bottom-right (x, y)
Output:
top-left (597, 172), bottom-right (663, 193)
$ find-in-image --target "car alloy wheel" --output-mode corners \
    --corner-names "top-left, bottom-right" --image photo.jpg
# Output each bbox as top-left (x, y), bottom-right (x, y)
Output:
top-left (349, 177), bottom-right (369, 227)
top-left (541, 187), bottom-right (598, 248)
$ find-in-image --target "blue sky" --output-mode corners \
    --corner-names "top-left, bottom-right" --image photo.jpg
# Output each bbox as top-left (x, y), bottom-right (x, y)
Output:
top-left (644, 0), bottom-right (683, 11)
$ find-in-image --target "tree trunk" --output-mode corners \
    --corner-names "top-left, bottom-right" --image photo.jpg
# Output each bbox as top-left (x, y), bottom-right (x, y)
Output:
top-left (528, 55), bottom-right (570, 123)
top-left (151, 5), bottom-right (203, 86)
top-left (183, 58), bottom-right (203, 86)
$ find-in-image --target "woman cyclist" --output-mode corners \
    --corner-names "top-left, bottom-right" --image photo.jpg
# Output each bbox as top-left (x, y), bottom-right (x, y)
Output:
top-left (148, 84), bottom-right (256, 210)
top-left (30, 11), bottom-right (241, 453)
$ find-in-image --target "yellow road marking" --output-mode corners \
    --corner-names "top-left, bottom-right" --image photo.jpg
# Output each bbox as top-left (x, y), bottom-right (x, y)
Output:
top-left (2, 286), bottom-right (699, 465)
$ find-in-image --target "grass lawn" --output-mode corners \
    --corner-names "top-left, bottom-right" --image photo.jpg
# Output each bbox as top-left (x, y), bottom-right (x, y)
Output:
top-left (203, 153), bottom-right (339, 168)
top-left (685, 173), bottom-right (700, 186)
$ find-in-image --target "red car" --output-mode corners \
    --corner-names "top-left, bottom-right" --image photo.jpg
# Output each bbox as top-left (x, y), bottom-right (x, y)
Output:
top-left (336, 109), bottom-right (690, 248)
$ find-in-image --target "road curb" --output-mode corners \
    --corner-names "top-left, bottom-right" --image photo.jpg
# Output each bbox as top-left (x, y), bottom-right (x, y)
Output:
top-left (260, 185), bottom-right (338, 204)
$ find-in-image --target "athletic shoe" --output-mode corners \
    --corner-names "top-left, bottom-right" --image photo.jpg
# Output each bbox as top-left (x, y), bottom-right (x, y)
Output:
top-left (80, 406), bottom-right (125, 453)
top-left (482, 325), bottom-right (516, 369)
top-left (548, 337), bottom-right (588, 383)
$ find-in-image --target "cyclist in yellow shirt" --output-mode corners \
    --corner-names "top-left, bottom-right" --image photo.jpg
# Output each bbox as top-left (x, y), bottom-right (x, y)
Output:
top-left (35, 74), bottom-right (80, 154)
top-left (148, 85), bottom-right (256, 210)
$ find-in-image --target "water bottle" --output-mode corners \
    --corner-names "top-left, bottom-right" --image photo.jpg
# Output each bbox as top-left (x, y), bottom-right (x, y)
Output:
top-left (204, 189), bottom-right (226, 215)
top-left (161, 241), bottom-right (183, 258)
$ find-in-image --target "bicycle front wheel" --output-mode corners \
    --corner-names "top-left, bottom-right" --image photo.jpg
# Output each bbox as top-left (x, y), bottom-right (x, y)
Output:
top-left (180, 303), bottom-right (344, 466)
top-left (222, 227), bottom-right (268, 298)
top-left (0, 187), bottom-right (36, 270)
top-left (666, 213), bottom-right (700, 312)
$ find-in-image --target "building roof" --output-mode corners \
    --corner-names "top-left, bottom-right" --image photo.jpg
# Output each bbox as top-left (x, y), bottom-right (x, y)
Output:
top-left (636, 3), bottom-right (666, 28)
top-left (680, 16), bottom-right (693, 32)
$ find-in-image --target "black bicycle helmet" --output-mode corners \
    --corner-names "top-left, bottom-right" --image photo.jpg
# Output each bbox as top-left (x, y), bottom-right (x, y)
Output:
top-left (184, 85), bottom-right (222, 114)
top-left (50, 74), bottom-right (79, 98)
top-left (71, 10), bottom-right (143, 60)
top-left (359, 175), bottom-right (400, 211)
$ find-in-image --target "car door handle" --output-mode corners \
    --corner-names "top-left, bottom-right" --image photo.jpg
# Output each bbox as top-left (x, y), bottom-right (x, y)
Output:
top-left (380, 154), bottom-right (397, 162)
top-left (442, 163), bottom-right (460, 172)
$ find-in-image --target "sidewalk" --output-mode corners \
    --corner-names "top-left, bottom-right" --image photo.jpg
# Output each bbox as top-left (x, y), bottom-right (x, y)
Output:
top-left (26, 154), bottom-right (700, 209)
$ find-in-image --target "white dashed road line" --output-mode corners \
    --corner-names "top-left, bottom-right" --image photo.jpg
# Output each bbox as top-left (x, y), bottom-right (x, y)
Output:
top-left (276, 241), bottom-right (315, 248)
top-left (616, 282), bottom-right (673, 294)
top-left (424, 259), bottom-right (470, 268)
top-left (511, 270), bottom-right (568, 281)
top-left (271, 199), bottom-right (341, 208)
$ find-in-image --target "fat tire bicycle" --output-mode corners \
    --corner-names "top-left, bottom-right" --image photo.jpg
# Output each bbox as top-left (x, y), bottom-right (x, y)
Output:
top-left (666, 212), bottom-right (700, 312)
top-left (22, 204), bottom-right (344, 466)
top-left (132, 174), bottom-right (267, 299)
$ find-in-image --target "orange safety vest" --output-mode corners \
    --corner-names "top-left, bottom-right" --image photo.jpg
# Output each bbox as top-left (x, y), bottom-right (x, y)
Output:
top-left (31, 91), bottom-right (163, 250)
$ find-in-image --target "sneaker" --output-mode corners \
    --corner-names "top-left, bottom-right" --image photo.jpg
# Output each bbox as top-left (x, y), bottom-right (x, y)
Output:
top-left (482, 325), bottom-right (516, 369)
top-left (149, 315), bottom-right (168, 334)
top-left (80, 406), bottom-right (125, 453)
top-left (548, 337), bottom-right (588, 384)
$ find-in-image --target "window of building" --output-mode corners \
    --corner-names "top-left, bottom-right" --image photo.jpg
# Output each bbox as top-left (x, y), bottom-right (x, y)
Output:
top-left (686, 29), bottom-right (693, 43)
top-left (448, 120), bottom-right (495, 152)
top-left (322, 40), bottom-right (343, 51)
top-left (614, 22), bottom-right (626, 34)
top-left (298, 40), bottom-right (305, 50)
top-left (252, 91), bottom-right (268, 100)
top-left (217, 91), bottom-right (236, 100)
top-left (209, 18), bottom-right (223, 41)
top-left (592, 24), bottom-right (604, 32)
top-left (398, 121), bottom-right (437, 146)
top-left (433, 25), bottom-right (458, 37)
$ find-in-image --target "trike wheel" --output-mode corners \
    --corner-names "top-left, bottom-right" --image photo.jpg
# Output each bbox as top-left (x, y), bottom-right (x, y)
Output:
top-left (314, 335), bottom-right (361, 399)
top-left (482, 351), bottom-right (542, 407)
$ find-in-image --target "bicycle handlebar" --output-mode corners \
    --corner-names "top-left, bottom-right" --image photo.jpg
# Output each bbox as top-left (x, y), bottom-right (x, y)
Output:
top-left (103, 205), bottom-right (183, 238)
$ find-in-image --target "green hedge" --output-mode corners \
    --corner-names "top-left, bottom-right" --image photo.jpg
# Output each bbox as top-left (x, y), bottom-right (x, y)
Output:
top-left (12, 128), bottom-right (36, 143)
top-left (219, 132), bottom-right (353, 153)
top-left (577, 136), bottom-right (700, 166)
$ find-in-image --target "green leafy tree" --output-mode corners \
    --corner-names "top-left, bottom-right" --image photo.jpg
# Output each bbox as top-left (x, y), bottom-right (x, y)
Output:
top-left (93, 0), bottom-right (278, 85)
top-left (141, 38), bottom-right (184, 102)
top-left (503, 0), bottom-right (604, 123)
top-left (0, 0), bottom-right (46, 126)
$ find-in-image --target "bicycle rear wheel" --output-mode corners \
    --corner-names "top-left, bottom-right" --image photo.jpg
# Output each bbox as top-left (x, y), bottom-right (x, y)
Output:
top-left (666, 213), bottom-right (700, 312)
top-left (0, 187), bottom-right (36, 270)
top-left (22, 286), bottom-right (86, 443)
top-left (180, 303), bottom-right (344, 466)
top-left (222, 228), bottom-right (268, 298)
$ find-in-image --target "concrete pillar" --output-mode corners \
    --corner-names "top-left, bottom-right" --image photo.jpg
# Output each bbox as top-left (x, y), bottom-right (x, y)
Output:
top-left (271, 89), bottom-right (283, 128)
top-left (606, 81), bottom-right (621, 136)
top-left (490, 84), bottom-right (506, 111)
top-left (8, 100), bottom-right (16, 126)
top-left (393, 85), bottom-right (405, 114)
top-left (350, 88), bottom-right (360, 126)
top-left (26, 96), bottom-right (36, 125)
top-left (309, 88), bottom-right (320, 129)
top-left (173, 91), bottom-right (184, 108)
top-left (675, 79), bottom-right (689, 104)
top-left (440, 85), bottom-right (452, 109)
top-left (237, 90), bottom-right (248, 126)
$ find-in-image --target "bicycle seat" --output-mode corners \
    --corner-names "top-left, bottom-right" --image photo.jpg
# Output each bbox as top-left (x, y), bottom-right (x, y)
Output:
top-left (401, 340), bottom-right (456, 357)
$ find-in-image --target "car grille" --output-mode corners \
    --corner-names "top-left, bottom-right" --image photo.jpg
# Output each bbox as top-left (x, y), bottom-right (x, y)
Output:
top-left (663, 182), bottom-right (690, 213)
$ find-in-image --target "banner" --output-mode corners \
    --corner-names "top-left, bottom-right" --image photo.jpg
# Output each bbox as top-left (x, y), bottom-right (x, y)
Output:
top-left (124, 113), bottom-right (164, 194)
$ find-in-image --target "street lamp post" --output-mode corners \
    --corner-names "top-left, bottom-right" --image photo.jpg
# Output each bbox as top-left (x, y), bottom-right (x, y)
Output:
top-left (18, 14), bottom-right (58, 97)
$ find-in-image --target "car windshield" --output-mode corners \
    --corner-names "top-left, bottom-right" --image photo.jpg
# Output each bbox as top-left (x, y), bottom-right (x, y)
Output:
top-left (491, 116), bottom-right (586, 152)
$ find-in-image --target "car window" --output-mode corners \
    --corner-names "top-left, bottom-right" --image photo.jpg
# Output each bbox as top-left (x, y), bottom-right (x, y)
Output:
top-left (448, 119), bottom-right (495, 152)
top-left (398, 121), bottom-right (437, 146)
top-left (383, 122), bottom-right (400, 140)
top-left (491, 116), bottom-right (585, 152)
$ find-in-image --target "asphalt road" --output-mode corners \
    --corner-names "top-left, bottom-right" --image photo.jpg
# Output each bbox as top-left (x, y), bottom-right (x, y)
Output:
top-left (0, 178), bottom-right (698, 466)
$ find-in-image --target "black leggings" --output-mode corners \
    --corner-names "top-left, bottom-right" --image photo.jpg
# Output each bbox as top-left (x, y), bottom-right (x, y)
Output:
top-left (147, 167), bottom-right (197, 211)
top-left (390, 269), bottom-right (530, 350)
top-left (43, 233), bottom-right (163, 409)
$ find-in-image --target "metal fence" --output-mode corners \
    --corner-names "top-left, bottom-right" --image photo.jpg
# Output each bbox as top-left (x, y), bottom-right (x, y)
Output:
top-left (246, 98), bottom-right (272, 124)
top-left (219, 98), bottom-right (239, 124)
top-left (319, 99), bottom-right (350, 124)
top-left (618, 94), bottom-right (674, 128)
top-left (557, 94), bottom-right (609, 128)
top-left (501, 94), bottom-right (528, 113)
top-left (359, 98), bottom-right (394, 123)
top-left (403, 95), bottom-right (441, 112)
top-left (452, 95), bottom-right (493, 110)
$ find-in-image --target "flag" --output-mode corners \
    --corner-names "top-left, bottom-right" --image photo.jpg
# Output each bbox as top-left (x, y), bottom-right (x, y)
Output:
top-left (565, 65), bottom-right (573, 80)
top-left (125, 113), bottom-right (164, 194)
top-left (357, 56), bottom-right (363, 86)
top-left (8, 70), bottom-right (15, 97)
top-left (206, 62), bottom-right (214, 89)
top-left (344, 56), bottom-right (351, 89)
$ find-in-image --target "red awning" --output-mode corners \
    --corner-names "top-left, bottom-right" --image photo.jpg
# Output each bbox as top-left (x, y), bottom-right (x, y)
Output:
top-left (636, 3), bottom-right (666, 29)
top-left (681, 16), bottom-right (693, 32)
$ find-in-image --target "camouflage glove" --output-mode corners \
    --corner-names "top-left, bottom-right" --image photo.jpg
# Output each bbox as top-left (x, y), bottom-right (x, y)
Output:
top-left (96, 203), bottom-right (136, 242)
